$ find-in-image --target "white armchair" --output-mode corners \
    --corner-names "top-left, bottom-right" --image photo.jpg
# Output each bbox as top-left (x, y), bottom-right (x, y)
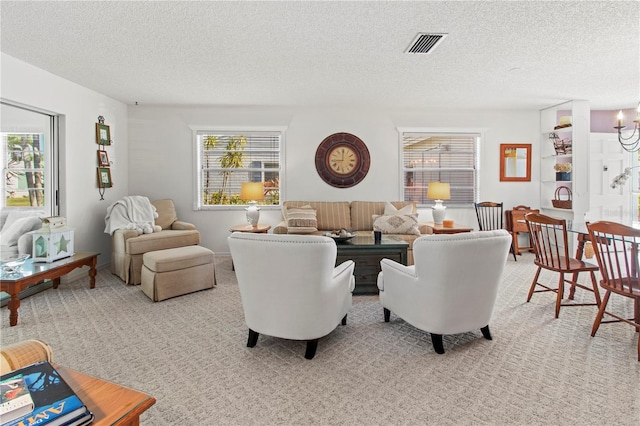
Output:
top-left (377, 230), bottom-right (512, 354)
top-left (228, 233), bottom-right (355, 359)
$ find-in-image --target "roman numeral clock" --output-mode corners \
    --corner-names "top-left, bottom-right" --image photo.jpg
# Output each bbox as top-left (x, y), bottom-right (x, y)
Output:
top-left (315, 132), bottom-right (370, 188)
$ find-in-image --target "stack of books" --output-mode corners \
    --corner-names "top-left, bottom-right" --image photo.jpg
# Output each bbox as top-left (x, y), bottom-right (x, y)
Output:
top-left (0, 361), bottom-right (93, 426)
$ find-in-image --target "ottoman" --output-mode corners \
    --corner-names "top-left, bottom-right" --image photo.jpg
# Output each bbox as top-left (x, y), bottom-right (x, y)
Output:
top-left (141, 245), bottom-right (215, 302)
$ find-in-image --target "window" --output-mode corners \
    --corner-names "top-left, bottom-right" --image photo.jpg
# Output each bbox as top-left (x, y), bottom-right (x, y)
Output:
top-left (1, 102), bottom-right (57, 215)
top-left (195, 129), bottom-right (283, 209)
top-left (402, 131), bottom-right (478, 206)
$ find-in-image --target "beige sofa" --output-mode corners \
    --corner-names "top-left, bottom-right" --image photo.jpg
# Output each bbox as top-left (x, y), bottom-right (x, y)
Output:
top-left (111, 199), bottom-right (200, 285)
top-left (273, 201), bottom-right (432, 265)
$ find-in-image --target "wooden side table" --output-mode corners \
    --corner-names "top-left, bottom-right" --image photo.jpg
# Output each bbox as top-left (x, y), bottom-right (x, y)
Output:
top-left (57, 365), bottom-right (155, 426)
top-left (229, 224), bottom-right (271, 270)
top-left (424, 222), bottom-right (473, 234)
top-left (229, 224), bottom-right (271, 234)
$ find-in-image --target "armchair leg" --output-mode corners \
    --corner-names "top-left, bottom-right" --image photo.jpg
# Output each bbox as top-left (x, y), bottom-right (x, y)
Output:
top-left (431, 333), bottom-right (445, 354)
top-left (305, 339), bottom-right (319, 360)
top-left (341, 314), bottom-right (347, 326)
top-left (383, 308), bottom-right (390, 322)
top-left (510, 242), bottom-right (517, 261)
top-left (481, 325), bottom-right (492, 340)
top-left (247, 329), bottom-right (259, 348)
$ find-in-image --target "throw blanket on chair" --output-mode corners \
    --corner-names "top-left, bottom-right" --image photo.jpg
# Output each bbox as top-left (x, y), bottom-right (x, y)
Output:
top-left (104, 196), bottom-right (160, 236)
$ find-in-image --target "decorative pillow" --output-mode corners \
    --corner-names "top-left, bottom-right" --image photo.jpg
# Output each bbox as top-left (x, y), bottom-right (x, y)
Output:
top-left (0, 216), bottom-right (42, 246)
top-left (373, 214), bottom-right (420, 236)
top-left (286, 207), bottom-right (318, 234)
top-left (384, 202), bottom-right (413, 216)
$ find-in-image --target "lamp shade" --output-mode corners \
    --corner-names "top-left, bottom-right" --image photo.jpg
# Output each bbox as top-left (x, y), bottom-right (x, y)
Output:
top-left (427, 181), bottom-right (451, 200)
top-left (240, 182), bottom-right (264, 201)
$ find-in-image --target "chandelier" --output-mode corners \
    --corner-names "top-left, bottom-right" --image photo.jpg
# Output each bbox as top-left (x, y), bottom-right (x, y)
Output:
top-left (615, 102), bottom-right (640, 152)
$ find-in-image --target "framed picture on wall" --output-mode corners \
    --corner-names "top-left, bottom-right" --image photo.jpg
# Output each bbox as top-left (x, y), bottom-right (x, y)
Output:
top-left (97, 150), bottom-right (109, 166)
top-left (97, 167), bottom-right (112, 188)
top-left (96, 123), bottom-right (111, 145)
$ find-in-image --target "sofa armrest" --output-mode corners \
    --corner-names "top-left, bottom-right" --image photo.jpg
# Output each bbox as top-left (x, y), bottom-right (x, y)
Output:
top-left (170, 220), bottom-right (196, 230)
top-left (112, 228), bottom-right (140, 254)
top-left (418, 222), bottom-right (433, 234)
top-left (17, 233), bottom-right (33, 256)
top-left (1, 339), bottom-right (53, 375)
top-left (273, 221), bottom-right (288, 234)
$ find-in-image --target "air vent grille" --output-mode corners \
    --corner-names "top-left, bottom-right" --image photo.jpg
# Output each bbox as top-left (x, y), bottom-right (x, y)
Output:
top-left (405, 33), bottom-right (448, 54)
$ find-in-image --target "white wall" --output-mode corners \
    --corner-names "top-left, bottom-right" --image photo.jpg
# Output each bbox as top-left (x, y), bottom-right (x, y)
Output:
top-left (2, 52), bottom-right (542, 263)
top-left (129, 105), bottom-right (541, 255)
top-left (1, 53), bottom-right (129, 272)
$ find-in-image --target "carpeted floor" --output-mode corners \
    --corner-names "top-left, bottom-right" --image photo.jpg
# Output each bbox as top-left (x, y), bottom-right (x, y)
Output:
top-left (1, 253), bottom-right (639, 425)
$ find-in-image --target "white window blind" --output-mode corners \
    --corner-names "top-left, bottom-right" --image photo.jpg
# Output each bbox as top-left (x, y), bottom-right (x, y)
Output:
top-left (196, 130), bottom-right (281, 208)
top-left (402, 132), bottom-right (478, 206)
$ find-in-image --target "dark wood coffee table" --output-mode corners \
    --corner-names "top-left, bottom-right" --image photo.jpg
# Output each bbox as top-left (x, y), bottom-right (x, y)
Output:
top-left (334, 235), bottom-right (408, 294)
top-left (1, 252), bottom-right (99, 326)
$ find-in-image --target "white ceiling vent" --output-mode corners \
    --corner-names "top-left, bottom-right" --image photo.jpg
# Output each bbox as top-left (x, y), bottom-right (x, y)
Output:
top-left (405, 33), bottom-right (448, 54)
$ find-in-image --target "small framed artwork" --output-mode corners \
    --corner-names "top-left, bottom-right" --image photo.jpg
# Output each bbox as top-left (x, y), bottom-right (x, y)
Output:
top-left (499, 143), bottom-right (531, 182)
top-left (96, 123), bottom-right (111, 145)
top-left (97, 150), bottom-right (110, 166)
top-left (97, 167), bottom-right (112, 188)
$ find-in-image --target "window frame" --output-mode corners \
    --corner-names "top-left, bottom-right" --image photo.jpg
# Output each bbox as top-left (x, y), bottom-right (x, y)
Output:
top-left (398, 127), bottom-right (480, 207)
top-left (192, 126), bottom-right (286, 211)
top-left (1, 100), bottom-right (58, 216)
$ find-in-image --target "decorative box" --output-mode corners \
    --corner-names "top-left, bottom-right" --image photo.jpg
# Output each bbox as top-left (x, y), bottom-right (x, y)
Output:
top-left (30, 217), bottom-right (75, 262)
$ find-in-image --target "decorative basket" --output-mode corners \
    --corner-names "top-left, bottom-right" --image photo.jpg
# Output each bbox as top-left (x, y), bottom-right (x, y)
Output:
top-left (552, 186), bottom-right (572, 209)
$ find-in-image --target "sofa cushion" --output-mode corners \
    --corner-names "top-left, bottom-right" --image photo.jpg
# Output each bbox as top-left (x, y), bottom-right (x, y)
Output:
top-left (351, 201), bottom-right (415, 231)
top-left (126, 229), bottom-right (200, 255)
top-left (285, 207), bottom-right (318, 234)
top-left (373, 214), bottom-right (421, 235)
top-left (283, 201), bottom-right (351, 230)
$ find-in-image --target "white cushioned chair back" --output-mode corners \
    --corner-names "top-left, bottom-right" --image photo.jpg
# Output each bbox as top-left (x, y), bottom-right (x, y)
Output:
top-left (228, 232), bottom-right (349, 340)
top-left (395, 230), bottom-right (511, 334)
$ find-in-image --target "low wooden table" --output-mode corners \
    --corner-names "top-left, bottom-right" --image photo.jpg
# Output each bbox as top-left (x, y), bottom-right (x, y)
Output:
top-left (1, 252), bottom-right (99, 326)
top-left (424, 222), bottom-right (473, 234)
top-left (57, 364), bottom-right (155, 426)
top-left (334, 235), bottom-right (408, 294)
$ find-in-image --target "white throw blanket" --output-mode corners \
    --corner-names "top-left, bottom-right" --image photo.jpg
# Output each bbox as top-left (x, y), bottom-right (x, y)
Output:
top-left (104, 196), bottom-right (159, 236)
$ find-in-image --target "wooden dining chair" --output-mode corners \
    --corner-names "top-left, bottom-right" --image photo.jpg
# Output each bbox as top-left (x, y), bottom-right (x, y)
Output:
top-left (586, 221), bottom-right (640, 361)
top-left (524, 212), bottom-right (600, 318)
top-left (474, 202), bottom-right (517, 261)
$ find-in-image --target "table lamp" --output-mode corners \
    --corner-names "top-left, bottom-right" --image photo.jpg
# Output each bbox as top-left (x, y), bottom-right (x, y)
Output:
top-left (427, 181), bottom-right (450, 225)
top-left (240, 182), bottom-right (264, 228)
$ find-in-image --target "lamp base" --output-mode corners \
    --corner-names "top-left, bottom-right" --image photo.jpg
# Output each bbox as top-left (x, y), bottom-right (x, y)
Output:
top-left (432, 200), bottom-right (446, 225)
top-left (245, 202), bottom-right (261, 228)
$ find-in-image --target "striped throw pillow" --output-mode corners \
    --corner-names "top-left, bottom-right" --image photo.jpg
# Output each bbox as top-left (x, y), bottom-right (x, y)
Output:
top-left (286, 207), bottom-right (318, 234)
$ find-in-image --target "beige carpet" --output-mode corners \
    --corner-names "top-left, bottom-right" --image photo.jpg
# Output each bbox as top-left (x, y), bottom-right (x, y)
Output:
top-left (1, 253), bottom-right (639, 425)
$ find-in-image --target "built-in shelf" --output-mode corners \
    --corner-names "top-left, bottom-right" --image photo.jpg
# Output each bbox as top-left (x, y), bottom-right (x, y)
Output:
top-left (539, 100), bottom-right (590, 221)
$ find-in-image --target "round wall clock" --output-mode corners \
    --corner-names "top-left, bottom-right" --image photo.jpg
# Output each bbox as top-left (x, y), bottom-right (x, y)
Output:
top-left (315, 132), bottom-right (370, 188)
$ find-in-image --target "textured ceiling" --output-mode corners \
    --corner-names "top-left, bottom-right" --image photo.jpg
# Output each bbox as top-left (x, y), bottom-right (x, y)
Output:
top-left (1, 1), bottom-right (638, 110)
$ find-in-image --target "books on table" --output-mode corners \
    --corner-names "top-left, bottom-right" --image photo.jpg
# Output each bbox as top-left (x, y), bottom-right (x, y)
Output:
top-left (0, 362), bottom-right (93, 426)
top-left (0, 374), bottom-right (34, 424)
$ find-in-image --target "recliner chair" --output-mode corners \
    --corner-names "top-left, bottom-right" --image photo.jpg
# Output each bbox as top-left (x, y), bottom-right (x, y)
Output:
top-left (110, 199), bottom-right (200, 284)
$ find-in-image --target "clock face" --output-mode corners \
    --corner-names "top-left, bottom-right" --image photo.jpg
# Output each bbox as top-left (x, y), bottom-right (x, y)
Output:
top-left (315, 133), bottom-right (370, 188)
top-left (328, 145), bottom-right (358, 175)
